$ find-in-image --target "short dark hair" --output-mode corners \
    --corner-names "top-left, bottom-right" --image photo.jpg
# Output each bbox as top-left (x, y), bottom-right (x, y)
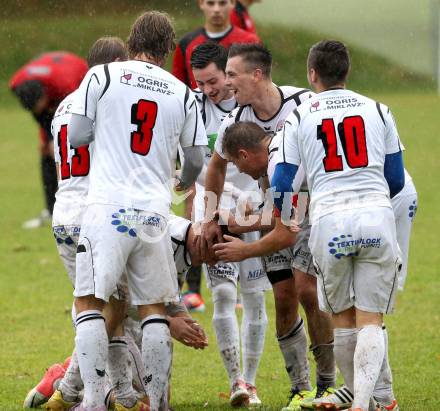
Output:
top-left (228, 43), bottom-right (272, 77)
top-left (308, 40), bottom-right (350, 87)
top-left (190, 42), bottom-right (228, 72)
top-left (87, 36), bottom-right (128, 67)
top-left (127, 11), bottom-right (175, 60)
top-left (222, 121), bottom-right (268, 158)
top-left (12, 80), bottom-right (44, 110)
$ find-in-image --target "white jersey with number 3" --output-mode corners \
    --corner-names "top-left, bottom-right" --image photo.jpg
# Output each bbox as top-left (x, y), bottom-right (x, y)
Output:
top-left (278, 89), bottom-right (403, 223)
top-left (71, 60), bottom-right (207, 217)
top-left (52, 90), bottom-right (92, 226)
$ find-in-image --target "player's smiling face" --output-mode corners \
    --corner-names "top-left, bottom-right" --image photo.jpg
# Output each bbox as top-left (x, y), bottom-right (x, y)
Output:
top-left (225, 56), bottom-right (255, 105)
top-left (199, 0), bottom-right (234, 30)
top-left (193, 62), bottom-right (231, 104)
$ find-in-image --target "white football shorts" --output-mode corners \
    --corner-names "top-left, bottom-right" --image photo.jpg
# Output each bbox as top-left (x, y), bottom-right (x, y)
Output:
top-left (74, 204), bottom-right (178, 306)
top-left (206, 231), bottom-right (271, 293)
top-left (309, 206), bottom-right (400, 314)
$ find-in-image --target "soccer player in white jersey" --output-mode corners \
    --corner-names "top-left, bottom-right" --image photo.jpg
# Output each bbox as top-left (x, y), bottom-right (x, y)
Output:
top-left (271, 40), bottom-right (404, 411)
top-left (190, 42), bottom-right (270, 407)
top-left (44, 37), bottom-right (151, 411)
top-left (201, 43), bottom-right (336, 410)
top-left (67, 12), bottom-right (207, 411)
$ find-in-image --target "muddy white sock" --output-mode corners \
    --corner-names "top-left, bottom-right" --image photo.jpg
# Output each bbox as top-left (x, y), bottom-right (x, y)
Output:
top-left (241, 291), bottom-right (268, 386)
top-left (108, 336), bottom-right (137, 408)
top-left (334, 327), bottom-right (358, 392)
top-left (353, 325), bottom-right (385, 410)
top-left (373, 325), bottom-right (395, 405)
top-left (277, 317), bottom-right (312, 391)
top-left (58, 350), bottom-right (83, 402)
top-left (212, 282), bottom-right (241, 387)
top-left (141, 315), bottom-right (172, 411)
top-left (75, 310), bottom-right (108, 408)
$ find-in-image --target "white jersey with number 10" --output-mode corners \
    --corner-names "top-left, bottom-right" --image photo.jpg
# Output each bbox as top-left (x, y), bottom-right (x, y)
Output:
top-left (71, 60), bottom-right (207, 217)
top-left (278, 89), bottom-right (403, 223)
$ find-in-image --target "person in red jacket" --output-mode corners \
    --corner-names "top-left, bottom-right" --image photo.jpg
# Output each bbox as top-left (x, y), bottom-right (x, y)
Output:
top-left (230, 0), bottom-right (261, 35)
top-left (172, 0), bottom-right (260, 89)
top-left (10, 51), bottom-right (88, 228)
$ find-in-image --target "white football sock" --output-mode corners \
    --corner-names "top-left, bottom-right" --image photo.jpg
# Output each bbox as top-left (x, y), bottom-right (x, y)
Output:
top-left (58, 350), bottom-right (83, 402)
top-left (108, 336), bottom-right (137, 408)
top-left (277, 317), bottom-right (312, 391)
top-left (311, 341), bottom-right (336, 389)
top-left (333, 327), bottom-right (358, 392)
top-left (353, 325), bottom-right (385, 410)
top-left (141, 314), bottom-right (172, 411)
top-left (125, 332), bottom-right (148, 396)
top-left (373, 325), bottom-right (395, 405)
top-left (241, 291), bottom-right (268, 386)
top-left (75, 310), bottom-right (108, 408)
top-left (212, 282), bottom-right (241, 387)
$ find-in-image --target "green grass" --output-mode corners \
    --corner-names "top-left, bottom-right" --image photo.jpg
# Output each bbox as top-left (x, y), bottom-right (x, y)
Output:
top-left (1, 92), bottom-right (439, 410)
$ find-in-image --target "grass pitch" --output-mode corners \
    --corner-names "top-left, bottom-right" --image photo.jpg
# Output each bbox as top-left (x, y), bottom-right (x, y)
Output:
top-left (0, 93), bottom-right (439, 410)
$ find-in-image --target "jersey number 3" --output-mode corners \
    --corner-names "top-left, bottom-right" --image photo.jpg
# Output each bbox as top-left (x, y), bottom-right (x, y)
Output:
top-left (58, 124), bottom-right (90, 180)
top-left (317, 116), bottom-right (368, 172)
top-left (130, 99), bottom-right (158, 156)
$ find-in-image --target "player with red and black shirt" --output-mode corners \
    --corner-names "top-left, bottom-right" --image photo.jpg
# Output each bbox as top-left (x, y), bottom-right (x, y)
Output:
top-left (9, 51), bottom-right (88, 224)
top-left (230, 0), bottom-right (260, 35)
top-left (172, 0), bottom-right (260, 89)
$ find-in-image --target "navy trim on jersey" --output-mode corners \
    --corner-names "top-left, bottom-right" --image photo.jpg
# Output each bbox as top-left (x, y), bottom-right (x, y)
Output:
top-left (284, 89), bottom-right (312, 107)
top-left (293, 109), bottom-right (301, 124)
top-left (188, 100), bottom-right (199, 145)
top-left (201, 93), bottom-right (208, 124)
top-left (235, 1), bottom-right (247, 28)
top-left (84, 73), bottom-right (100, 117)
top-left (235, 105), bottom-right (249, 122)
top-left (251, 87), bottom-right (285, 123)
top-left (99, 64), bottom-right (110, 101)
top-left (183, 222), bottom-right (192, 267)
top-left (184, 86), bottom-right (190, 117)
top-left (268, 146), bottom-right (278, 155)
top-left (376, 102), bottom-right (385, 125)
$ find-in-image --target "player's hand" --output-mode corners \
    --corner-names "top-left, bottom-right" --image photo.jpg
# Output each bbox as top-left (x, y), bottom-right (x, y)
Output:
top-left (213, 234), bottom-right (249, 262)
top-left (200, 217), bottom-right (223, 264)
top-left (169, 316), bottom-right (208, 349)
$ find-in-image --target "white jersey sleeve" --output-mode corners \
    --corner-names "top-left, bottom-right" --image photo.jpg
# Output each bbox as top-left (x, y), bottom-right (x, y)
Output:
top-left (180, 89), bottom-right (208, 148)
top-left (214, 108), bottom-right (237, 159)
top-left (70, 65), bottom-right (107, 120)
top-left (277, 111), bottom-right (301, 166)
top-left (381, 104), bottom-right (403, 154)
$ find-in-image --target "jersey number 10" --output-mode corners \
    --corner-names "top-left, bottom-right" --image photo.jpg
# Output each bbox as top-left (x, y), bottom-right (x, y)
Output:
top-left (317, 115), bottom-right (369, 172)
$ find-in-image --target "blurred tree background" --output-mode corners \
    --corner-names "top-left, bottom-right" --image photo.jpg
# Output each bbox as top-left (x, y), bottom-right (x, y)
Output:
top-left (0, 0), bottom-right (435, 106)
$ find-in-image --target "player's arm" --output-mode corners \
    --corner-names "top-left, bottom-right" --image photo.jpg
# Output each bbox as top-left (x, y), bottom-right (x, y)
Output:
top-left (68, 66), bottom-right (103, 148)
top-left (176, 90), bottom-right (207, 191)
top-left (382, 105), bottom-right (405, 197)
top-left (213, 215), bottom-right (297, 262)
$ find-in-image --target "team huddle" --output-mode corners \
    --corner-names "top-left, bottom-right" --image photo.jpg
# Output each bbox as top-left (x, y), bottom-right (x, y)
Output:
top-left (11, 3), bottom-right (417, 411)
